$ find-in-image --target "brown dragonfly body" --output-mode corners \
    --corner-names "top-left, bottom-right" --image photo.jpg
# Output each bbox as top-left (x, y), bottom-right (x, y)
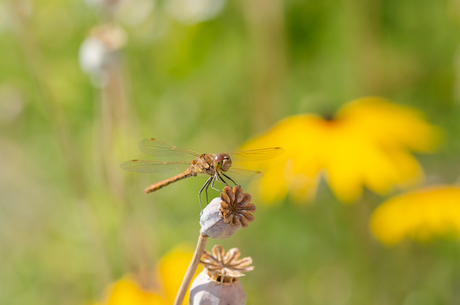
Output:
top-left (121, 138), bottom-right (283, 207)
top-left (143, 153), bottom-right (221, 194)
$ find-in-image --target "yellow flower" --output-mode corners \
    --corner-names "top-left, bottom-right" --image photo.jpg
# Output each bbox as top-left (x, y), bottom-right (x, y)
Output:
top-left (370, 185), bottom-right (460, 245)
top-left (95, 278), bottom-right (166, 305)
top-left (240, 97), bottom-right (441, 203)
top-left (96, 245), bottom-right (200, 305)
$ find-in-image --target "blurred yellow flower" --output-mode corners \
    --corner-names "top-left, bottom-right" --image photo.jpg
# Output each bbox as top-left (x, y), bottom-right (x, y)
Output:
top-left (96, 246), bottom-right (200, 305)
top-left (370, 185), bottom-right (460, 245)
top-left (241, 97), bottom-right (441, 203)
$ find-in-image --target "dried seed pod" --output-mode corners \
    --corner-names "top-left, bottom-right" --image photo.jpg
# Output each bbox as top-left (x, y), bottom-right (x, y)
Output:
top-left (219, 186), bottom-right (256, 228)
top-left (189, 245), bottom-right (254, 305)
top-left (189, 271), bottom-right (246, 305)
top-left (200, 186), bottom-right (256, 238)
top-left (201, 245), bottom-right (254, 283)
top-left (200, 197), bottom-right (240, 239)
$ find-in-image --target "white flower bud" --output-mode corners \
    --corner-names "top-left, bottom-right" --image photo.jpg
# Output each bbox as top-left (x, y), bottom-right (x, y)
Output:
top-left (83, 0), bottom-right (124, 13)
top-left (79, 36), bottom-right (112, 74)
top-left (166, 0), bottom-right (225, 25)
top-left (78, 23), bottom-right (127, 86)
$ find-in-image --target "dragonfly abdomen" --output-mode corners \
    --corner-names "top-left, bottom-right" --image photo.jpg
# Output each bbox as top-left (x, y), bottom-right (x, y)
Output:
top-left (144, 171), bottom-right (193, 194)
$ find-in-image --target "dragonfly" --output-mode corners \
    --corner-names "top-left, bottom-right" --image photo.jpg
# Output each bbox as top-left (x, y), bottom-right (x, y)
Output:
top-left (120, 138), bottom-right (283, 207)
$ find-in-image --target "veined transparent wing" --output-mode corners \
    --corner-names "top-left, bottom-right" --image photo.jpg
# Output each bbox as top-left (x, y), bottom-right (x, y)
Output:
top-left (225, 168), bottom-right (263, 181)
top-left (120, 160), bottom-right (191, 174)
top-left (227, 147), bottom-right (284, 162)
top-left (138, 138), bottom-right (200, 157)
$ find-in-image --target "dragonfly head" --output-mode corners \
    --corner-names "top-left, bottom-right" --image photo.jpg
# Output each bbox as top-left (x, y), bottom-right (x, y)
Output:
top-left (214, 153), bottom-right (232, 172)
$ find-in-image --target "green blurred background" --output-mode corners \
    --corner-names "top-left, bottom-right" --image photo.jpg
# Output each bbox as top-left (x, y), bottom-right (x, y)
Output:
top-left (1, 0), bottom-right (460, 304)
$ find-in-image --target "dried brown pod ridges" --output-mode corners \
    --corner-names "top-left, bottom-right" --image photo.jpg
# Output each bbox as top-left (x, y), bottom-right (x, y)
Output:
top-left (219, 185), bottom-right (256, 228)
top-left (201, 245), bottom-right (254, 285)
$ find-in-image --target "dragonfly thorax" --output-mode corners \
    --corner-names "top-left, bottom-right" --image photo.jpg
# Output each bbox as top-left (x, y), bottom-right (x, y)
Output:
top-left (214, 153), bottom-right (232, 172)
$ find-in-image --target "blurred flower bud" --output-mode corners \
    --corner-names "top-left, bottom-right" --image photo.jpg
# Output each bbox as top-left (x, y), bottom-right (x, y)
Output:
top-left (189, 245), bottom-right (253, 305)
top-left (166, 0), bottom-right (225, 25)
top-left (84, 0), bottom-right (123, 13)
top-left (1, 0), bottom-right (33, 33)
top-left (200, 186), bottom-right (256, 239)
top-left (78, 23), bottom-right (127, 86)
top-left (115, 0), bottom-right (155, 27)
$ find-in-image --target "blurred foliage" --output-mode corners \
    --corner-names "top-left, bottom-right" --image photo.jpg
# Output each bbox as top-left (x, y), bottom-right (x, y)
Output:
top-left (1, 0), bottom-right (460, 305)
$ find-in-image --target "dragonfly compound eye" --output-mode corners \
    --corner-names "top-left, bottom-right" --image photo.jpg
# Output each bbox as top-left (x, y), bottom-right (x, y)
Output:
top-left (214, 154), bottom-right (224, 163)
top-left (221, 154), bottom-right (232, 171)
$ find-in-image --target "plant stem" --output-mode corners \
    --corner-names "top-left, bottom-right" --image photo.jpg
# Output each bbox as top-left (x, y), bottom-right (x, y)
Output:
top-left (241, 0), bottom-right (287, 132)
top-left (174, 230), bottom-right (209, 305)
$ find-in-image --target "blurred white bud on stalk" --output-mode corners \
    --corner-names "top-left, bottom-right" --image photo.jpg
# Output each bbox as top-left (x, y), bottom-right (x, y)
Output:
top-left (116, 0), bottom-right (155, 26)
top-left (3, 0), bottom-right (33, 33)
top-left (78, 23), bottom-right (127, 87)
top-left (83, 0), bottom-right (124, 13)
top-left (166, 0), bottom-right (225, 25)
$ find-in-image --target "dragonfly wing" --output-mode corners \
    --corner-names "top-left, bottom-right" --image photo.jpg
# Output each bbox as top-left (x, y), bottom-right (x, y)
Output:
top-left (120, 160), bottom-right (191, 174)
top-left (225, 168), bottom-right (263, 181)
top-left (227, 147), bottom-right (284, 162)
top-left (138, 138), bottom-right (201, 157)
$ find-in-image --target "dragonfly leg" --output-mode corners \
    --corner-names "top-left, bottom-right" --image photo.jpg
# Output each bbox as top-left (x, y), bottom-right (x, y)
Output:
top-left (221, 172), bottom-right (237, 185)
top-left (199, 177), bottom-right (213, 210)
top-left (204, 177), bottom-right (213, 205)
top-left (216, 171), bottom-right (231, 187)
top-left (211, 174), bottom-right (224, 192)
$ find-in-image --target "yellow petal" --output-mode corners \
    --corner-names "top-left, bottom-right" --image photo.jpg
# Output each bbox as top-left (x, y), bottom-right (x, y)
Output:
top-left (158, 245), bottom-right (201, 304)
top-left (338, 97), bottom-right (442, 152)
top-left (370, 186), bottom-right (460, 245)
top-left (97, 277), bottom-right (166, 305)
top-left (240, 98), bottom-right (441, 204)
